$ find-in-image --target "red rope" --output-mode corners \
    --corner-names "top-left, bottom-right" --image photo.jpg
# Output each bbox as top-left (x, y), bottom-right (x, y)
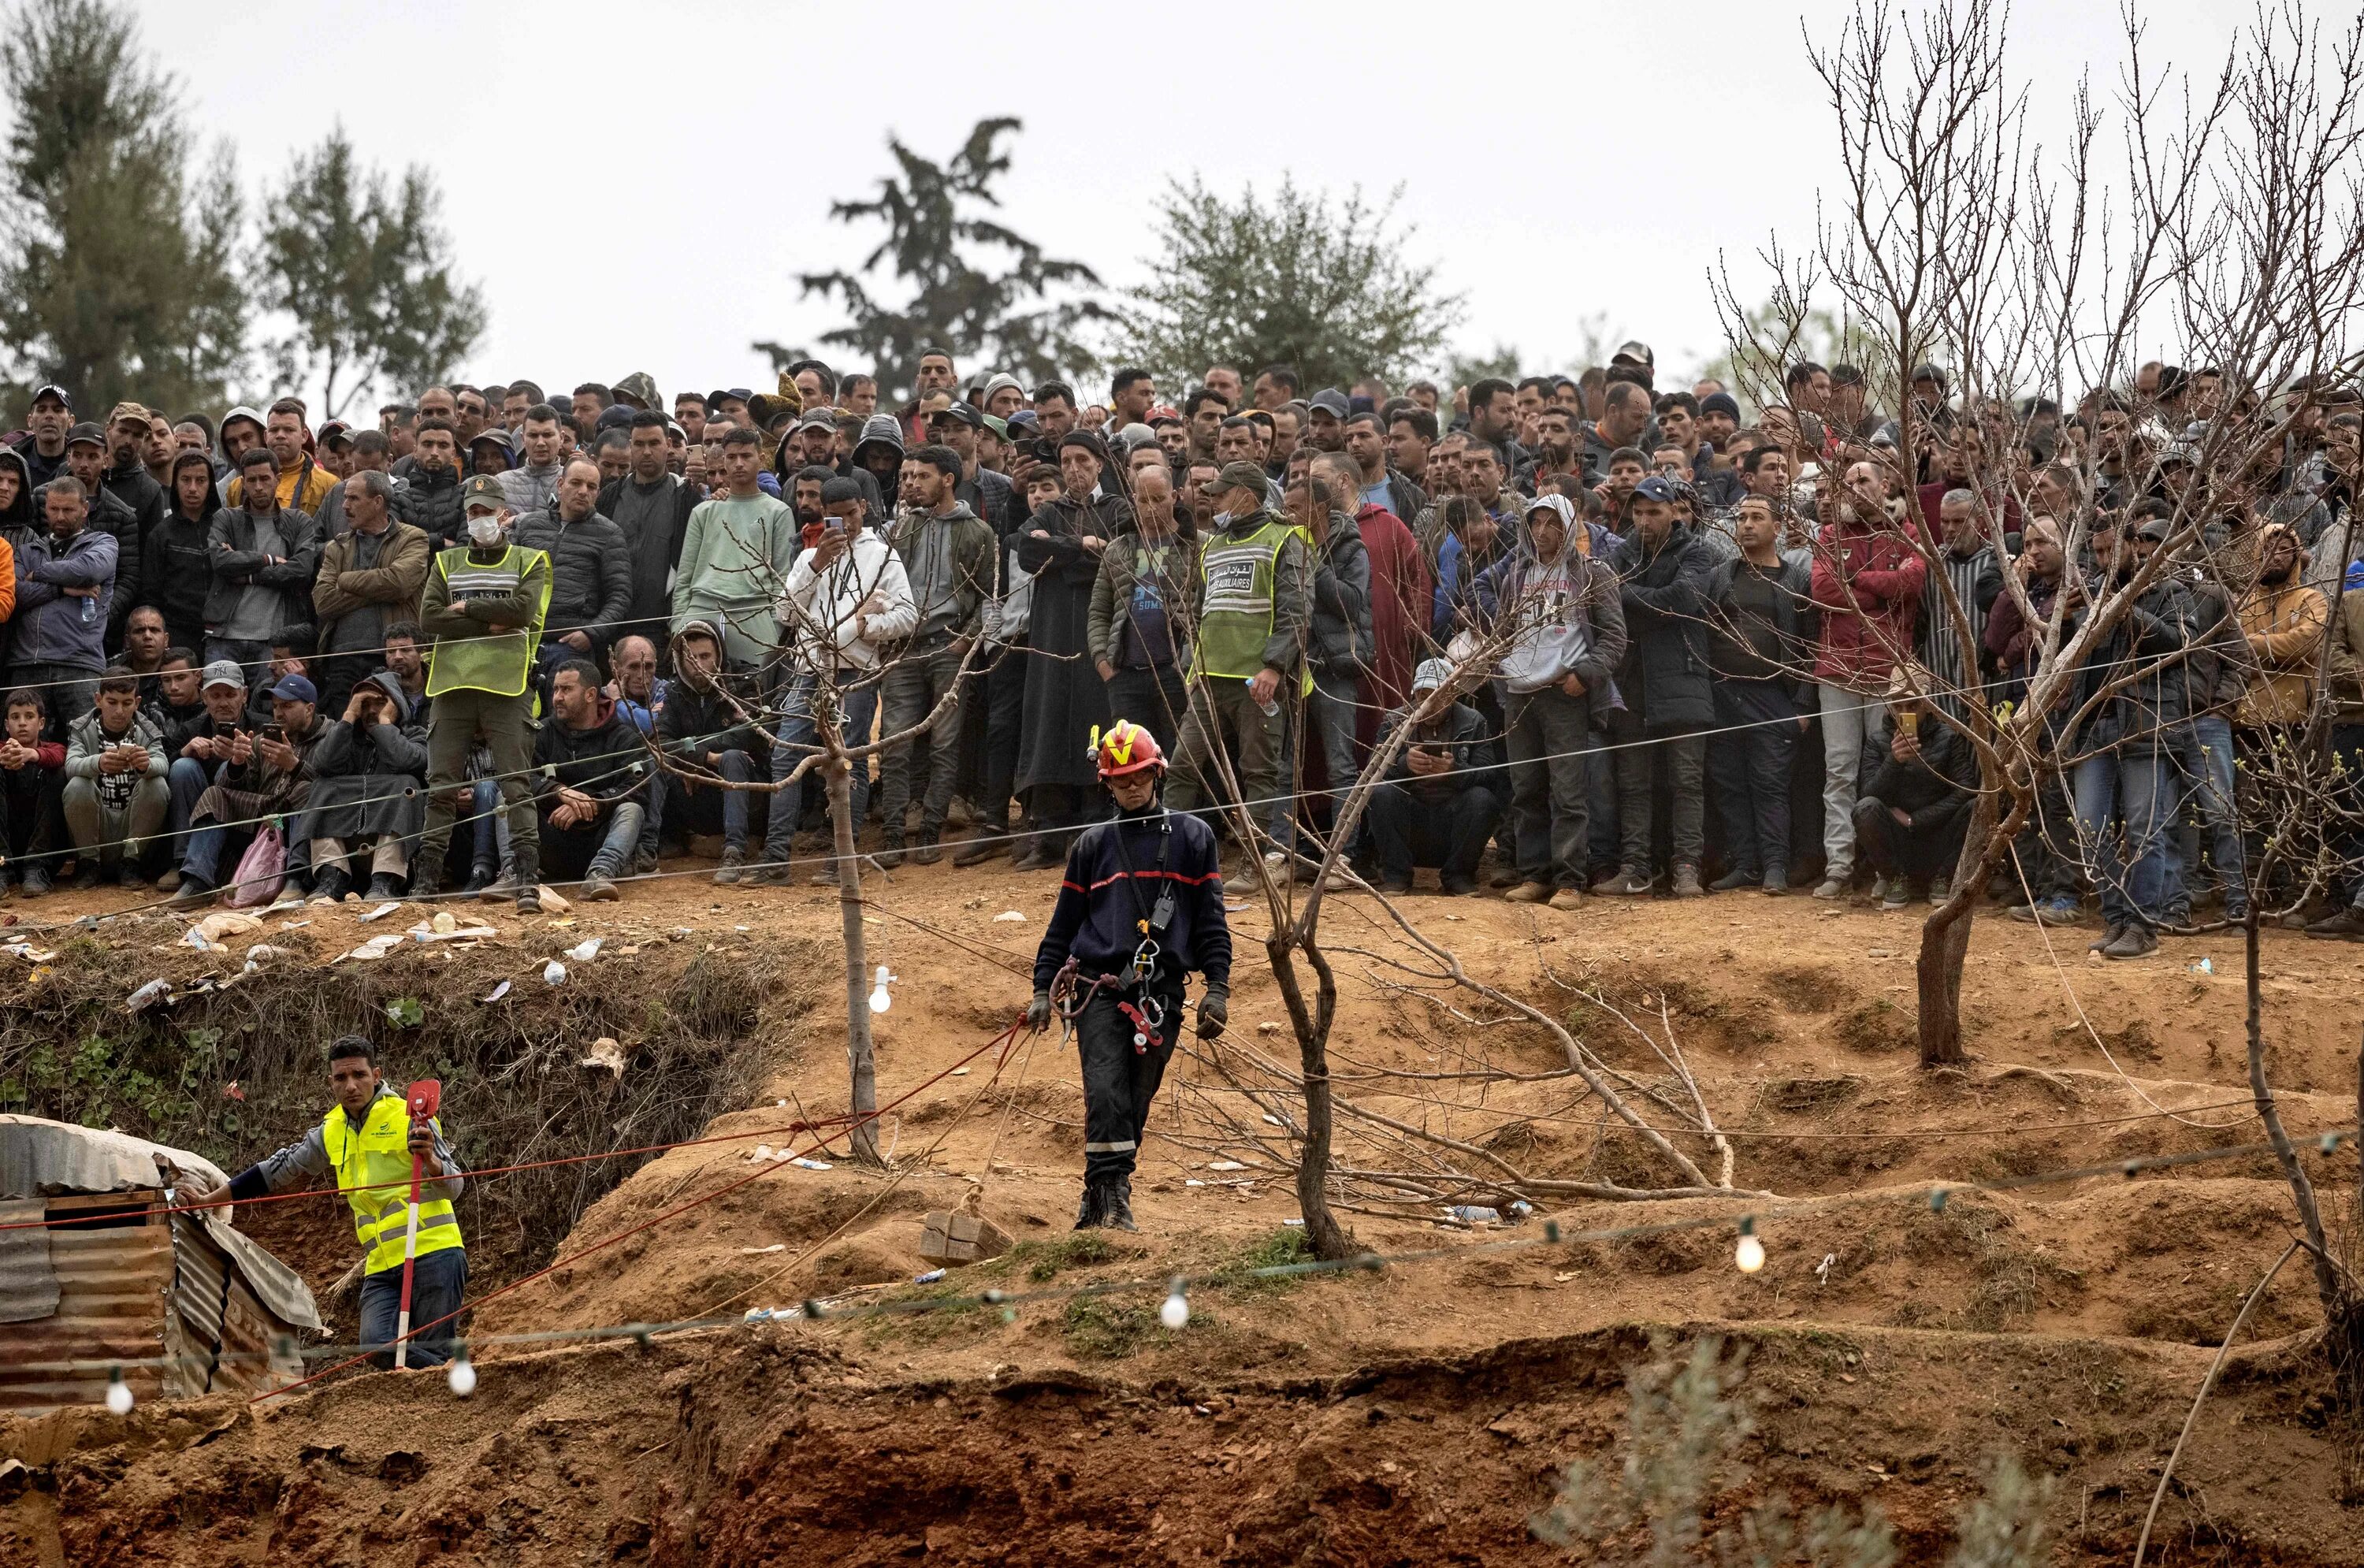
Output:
top-left (0, 1111), bottom-right (870, 1234)
top-left (251, 1010), bottom-right (1031, 1403)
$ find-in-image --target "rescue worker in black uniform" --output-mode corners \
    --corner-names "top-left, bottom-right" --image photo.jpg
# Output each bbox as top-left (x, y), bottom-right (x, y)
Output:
top-left (1028, 719), bottom-right (1232, 1230)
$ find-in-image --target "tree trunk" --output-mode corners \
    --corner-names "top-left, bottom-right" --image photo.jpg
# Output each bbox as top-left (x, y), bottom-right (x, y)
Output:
top-left (1266, 936), bottom-right (1355, 1260)
top-left (829, 749), bottom-right (882, 1165)
top-left (1915, 786), bottom-right (2003, 1068)
top-left (2244, 912), bottom-right (2337, 1317)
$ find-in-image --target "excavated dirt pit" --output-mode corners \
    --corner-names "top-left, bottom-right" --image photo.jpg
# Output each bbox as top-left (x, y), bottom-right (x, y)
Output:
top-left (2, 864), bottom-right (2360, 1564)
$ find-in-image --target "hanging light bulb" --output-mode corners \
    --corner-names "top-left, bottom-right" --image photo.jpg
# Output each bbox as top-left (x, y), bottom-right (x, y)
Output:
top-left (1160, 1279), bottom-right (1191, 1331)
top-left (1734, 1216), bottom-right (1765, 1274)
top-left (448, 1350), bottom-right (477, 1399)
top-left (868, 964), bottom-right (895, 1014)
top-left (105, 1367), bottom-right (133, 1415)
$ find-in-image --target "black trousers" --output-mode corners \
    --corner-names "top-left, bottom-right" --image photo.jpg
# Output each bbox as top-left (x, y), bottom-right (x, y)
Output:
top-left (1076, 990), bottom-right (1179, 1184)
top-left (975, 640), bottom-right (1028, 830)
top-left (1852, 797), bottom-right (1968, 884)
top-left (1106, 662), bottom-right (1190, 755)
top-left (1366, 781), bottom-right (1502, 884)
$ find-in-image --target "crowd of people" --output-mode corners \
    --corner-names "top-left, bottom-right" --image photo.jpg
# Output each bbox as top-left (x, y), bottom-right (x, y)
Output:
top-left (0, 348), bottom-right (2358, 958)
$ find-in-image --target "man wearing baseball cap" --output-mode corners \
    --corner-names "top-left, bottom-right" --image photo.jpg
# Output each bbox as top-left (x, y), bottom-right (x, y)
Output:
top-left (155, 660), bottom-right (255, 886)
top-left (1160, 459), bottom-right (1310, 868)
top-left (404, 474), bottom-right (551, 909)
top-left (1365, 658), bottom-right (1504, 895)
top-left (168, 671), bottom-right (326, 905)
top-left (9, 385), bottom-right (73, 489)
top-left (101, 402), bottom-right (165, 553)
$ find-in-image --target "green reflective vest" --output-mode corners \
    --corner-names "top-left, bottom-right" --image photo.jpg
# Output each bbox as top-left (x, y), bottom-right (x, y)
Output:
top-left (325, 1096), bottom-right (464, 1276)
top-left (426, 544), bottom-right (551, 697)
top-left (1190, 514), bottom-right (1308, 687)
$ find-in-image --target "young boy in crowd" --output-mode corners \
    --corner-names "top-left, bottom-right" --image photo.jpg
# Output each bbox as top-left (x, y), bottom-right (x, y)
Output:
top-left (0, 690), bottom-right (66, 896)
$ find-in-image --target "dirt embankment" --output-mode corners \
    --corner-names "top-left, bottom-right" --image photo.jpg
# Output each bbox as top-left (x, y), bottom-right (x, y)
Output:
top-left (2, 862), bottom-right (2359, 1562)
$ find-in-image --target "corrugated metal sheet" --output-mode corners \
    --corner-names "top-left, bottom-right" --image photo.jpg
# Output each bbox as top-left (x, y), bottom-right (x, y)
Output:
top-left (0, 1198), bottom-right (58, 1324)
top-left (202, 1215), bottom-right (322, 1332)
top-left (0, 1215), bottom-right (173, 1411)
top-left (0, 1116), bottom-right (230, 1205)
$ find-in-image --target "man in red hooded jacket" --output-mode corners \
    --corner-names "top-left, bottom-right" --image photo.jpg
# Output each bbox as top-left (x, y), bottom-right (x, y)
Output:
top-left (1808, 459), bottom-right (1927, 898)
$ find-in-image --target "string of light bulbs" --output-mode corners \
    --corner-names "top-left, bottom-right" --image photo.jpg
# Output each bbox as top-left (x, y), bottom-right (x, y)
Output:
top-left (39, 1122), bottom-right (2350, 1410)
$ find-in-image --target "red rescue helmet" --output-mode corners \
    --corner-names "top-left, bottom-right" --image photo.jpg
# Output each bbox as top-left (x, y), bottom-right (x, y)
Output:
top-left (1092, 719), bottom-right (1165, 779)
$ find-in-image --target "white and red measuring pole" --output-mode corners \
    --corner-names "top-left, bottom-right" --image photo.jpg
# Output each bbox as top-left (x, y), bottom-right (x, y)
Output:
top-left (393, 1079), bottom-right (441, 1371)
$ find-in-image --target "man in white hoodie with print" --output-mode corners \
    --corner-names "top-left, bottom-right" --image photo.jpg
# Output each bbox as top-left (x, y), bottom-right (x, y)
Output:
top-left (754, 476), bottom-right (916, 884)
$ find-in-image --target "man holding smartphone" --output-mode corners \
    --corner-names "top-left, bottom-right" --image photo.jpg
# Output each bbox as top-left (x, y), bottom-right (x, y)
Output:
top-left (1364, 659), bottom-right (1504, 896)
top-left (61, 667), bottom-right (169, 888)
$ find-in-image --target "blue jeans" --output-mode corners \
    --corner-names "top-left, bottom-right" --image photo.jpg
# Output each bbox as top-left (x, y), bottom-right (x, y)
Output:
top-left (2166, 715), bottom-right (2244, 916)
top-left (657, 748), bottom-right (753, 850)
top-left (2072, 749), bottom-right (2180, 931)
top-left (358, 1245), bottom-right (466, 1368)
top-left (166, 756), bottom-right (211, 846)
top-left (470, 779), bottom-right (511, 873)
top-left (764, 672), bottom-right (879, 861)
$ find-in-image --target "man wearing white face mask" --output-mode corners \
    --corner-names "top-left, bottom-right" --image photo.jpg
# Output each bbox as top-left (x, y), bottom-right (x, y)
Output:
top-left (407, 474), bottom-right (552, 909)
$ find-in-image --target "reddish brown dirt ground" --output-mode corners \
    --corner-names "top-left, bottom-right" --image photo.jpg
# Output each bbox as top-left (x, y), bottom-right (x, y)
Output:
top-left (3, 856), bottom-right (2361, 1564)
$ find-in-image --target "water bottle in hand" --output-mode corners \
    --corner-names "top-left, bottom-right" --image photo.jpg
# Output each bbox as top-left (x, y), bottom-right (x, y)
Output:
top-left (79, 593), bottom-right (95, 626)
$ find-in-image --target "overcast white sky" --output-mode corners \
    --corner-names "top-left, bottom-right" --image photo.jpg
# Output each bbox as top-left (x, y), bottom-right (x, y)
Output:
top-left (136, 0), bottom-right (2243, 409)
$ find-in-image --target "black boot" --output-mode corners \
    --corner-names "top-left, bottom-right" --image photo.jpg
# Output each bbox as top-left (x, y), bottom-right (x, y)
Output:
top-left (364, 871), bottom-right (404, 901)
top-left (1072, 1180), bottom-right (1105, 1230)
top-left (513, 851), bottom-right (542, 914)
top-left (409, 853), bottom-right (445, 898)
top-left (458, 860), bottom-right (494, 896)
top-left (307, 864), bottom-right (352, 905)
top-left (1102, 1176), bottom-right (1137, 1232)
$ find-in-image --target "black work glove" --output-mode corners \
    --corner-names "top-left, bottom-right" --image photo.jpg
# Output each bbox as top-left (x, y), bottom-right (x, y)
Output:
top-left (1025, 990), bottom-right (1052, 1032)
top-left (1196, 986), bottom-right (1228, 1039)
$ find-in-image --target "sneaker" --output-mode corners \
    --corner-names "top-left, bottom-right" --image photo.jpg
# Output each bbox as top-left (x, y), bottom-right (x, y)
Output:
top-left (1880, 882), bottom-right (1910, 912)
top-left (1439, 875), bottom-right (1478, 897)
top-left (632, 845), bottom-right (659, 877)
top-left (1928, 875), bottom-right (1951, 905)
top-left (907, 829), bottom-right (942, 866)
top-left (581, 873), bottom-right (620, 901)
top-left (2102, 925), bottom-right (2158, 960)
top-left (2303, 905), bottom-right (2364, 941)
top-left (2010, 895), bottom-right (2081, 926)
top-left (1598, 868), bottom-right (1652, 896)
top-left (166, 873), bottom-right (214, 907)
top-left (745, 862), bottom-right (799, 886)
top-left (1868, 875), bottom-right (1894, 905)
top-left (1503, 881), bottom-right (1553, 904)
top-left (1670, 865), bottom-right (1704, 900)
top-left (19, 865), bottom-right (50, 898)
top-left (459, 864), bottom-right (496, 896)
top-left (714, 848), bottom-right (748, 886)
top-left (363, 872), bottom-right (404, 901)
top-left (307, 866), bottom-right (351, 905)
top-left (1812, 877), bottom-right (1848, 900)
top-left (1488, 868), bottom-right (1527, 890)
top-left (1763, 867), bottom-right (1789, 896)
top-left (2090, 922), bottom-right (2127, 953)
top-left (1009, 838), bottom-right (1061, 872)
top-left (1708, 868), bottom-right (1760, 892)
top-left (953, 829), bottom-right (1009, 868)
top-left (1378, 877), bottom-right (1414, 896)
top-left (154, 868), bottom-right (183, 893)
top-left (873, 834), bottom-right (905, 871)
top-left (1547, 886), bottom-right (1583, 912)
top-left (1261, 849), bottom-right (1288, 875)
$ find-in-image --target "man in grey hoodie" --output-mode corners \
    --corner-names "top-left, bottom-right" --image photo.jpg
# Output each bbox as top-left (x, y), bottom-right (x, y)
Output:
top-left (876, 445), bottom-right (995, 866)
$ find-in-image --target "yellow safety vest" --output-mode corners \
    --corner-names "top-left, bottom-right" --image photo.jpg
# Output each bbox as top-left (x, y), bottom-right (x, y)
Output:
top-left (324, 1095), bottom-right (465, 1276)
top-left (1188, 514), bottom-right (1311, 693)
top-left (425, 543), bottom-right (551, 698)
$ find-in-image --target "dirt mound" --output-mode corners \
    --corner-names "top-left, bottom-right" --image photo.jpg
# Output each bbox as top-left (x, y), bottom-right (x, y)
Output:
top-left (2, 860), bottom-right (2360, 1559)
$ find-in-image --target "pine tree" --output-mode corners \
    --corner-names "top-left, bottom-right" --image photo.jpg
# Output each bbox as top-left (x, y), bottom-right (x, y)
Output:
top-left (793, 117), bottom-right (1108, 403)
top-left (0, 0), bottom-right (247, 415)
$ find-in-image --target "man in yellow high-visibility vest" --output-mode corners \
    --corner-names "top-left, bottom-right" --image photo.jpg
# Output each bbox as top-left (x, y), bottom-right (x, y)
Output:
top-left (224, 1035), bottom-right (466, 1367)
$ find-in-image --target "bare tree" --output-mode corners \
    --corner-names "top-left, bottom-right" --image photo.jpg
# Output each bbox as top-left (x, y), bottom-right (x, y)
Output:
top-left (1713, 0), bottom-right (2364, 1068)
